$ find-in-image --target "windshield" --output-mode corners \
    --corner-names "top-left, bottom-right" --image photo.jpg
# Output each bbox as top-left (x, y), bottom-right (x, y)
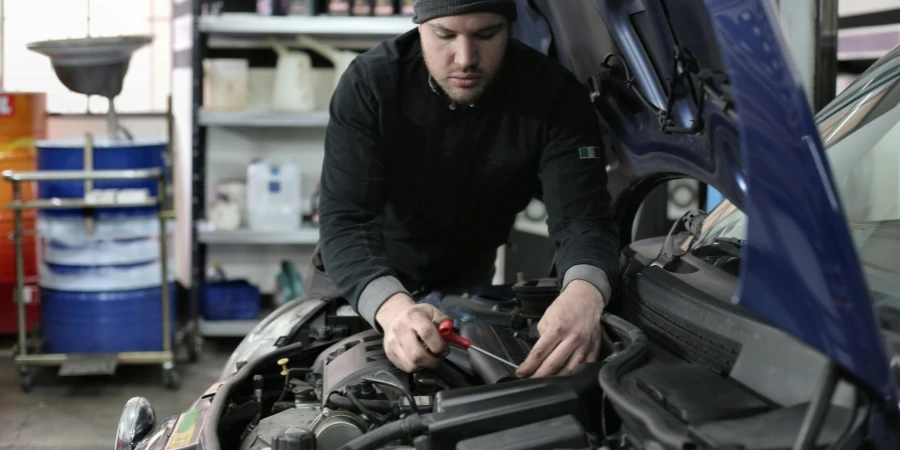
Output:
top-left (693, 45), bottom-right (900, 313)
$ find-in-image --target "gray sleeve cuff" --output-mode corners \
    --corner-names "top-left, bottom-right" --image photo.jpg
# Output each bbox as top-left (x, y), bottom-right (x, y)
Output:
top-left (358, 275), bottom-right (409, 331)
top-left (562, 264), bottom-right (611, 307)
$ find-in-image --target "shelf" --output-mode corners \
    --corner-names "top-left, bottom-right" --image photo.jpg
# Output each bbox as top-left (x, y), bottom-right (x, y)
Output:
top-left (199, 108), bottom-right (330, 127)
top-left (198, 13), bottom-right (416, 36)
top-left (198, 227), bottom-right (320, 245)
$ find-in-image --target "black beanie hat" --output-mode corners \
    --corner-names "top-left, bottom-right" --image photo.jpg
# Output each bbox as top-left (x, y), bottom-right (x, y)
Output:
top-left (412, 0), bottom-right (518, 24)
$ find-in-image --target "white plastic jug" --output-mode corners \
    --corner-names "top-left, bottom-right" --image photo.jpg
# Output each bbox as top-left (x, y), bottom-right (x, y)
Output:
top-left (295, 35), bottom-right (358, 94)
top-left (270, 40), bottom-right (317, 112)
top-left (246, 160), bottom-right (302, 231)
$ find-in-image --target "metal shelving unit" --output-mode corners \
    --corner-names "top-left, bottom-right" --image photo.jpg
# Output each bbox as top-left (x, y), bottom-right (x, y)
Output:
top-left (198, 108), bottom-right (330, 127)
top-left (198, 227), bottom-right (320, 245)
top-left (188, 5), bottom-right (414, 345)
top-left (4, 168), bottom-right (178, 392)
top-left (198, 13), bottom-right (415, 36)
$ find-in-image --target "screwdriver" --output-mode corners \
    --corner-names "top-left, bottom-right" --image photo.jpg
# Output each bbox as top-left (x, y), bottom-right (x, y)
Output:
top-left (437, 319), bottom-right (519, 370)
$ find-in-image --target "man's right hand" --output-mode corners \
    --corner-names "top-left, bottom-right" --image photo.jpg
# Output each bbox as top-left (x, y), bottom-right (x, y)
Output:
top-left (376, 293), bottom-right (451, 373)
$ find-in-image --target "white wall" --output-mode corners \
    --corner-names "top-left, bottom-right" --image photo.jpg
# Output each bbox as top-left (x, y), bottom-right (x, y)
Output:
top-left (839, 0), bottom-right (899, 16)
top-left (47, 115), bottom-right (168, 141)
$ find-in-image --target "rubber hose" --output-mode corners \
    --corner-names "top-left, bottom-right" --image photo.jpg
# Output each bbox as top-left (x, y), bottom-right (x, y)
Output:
top-left (335, 414), bottom-right (429, 450)
top-left (328, 394), bottom-right (392, 413)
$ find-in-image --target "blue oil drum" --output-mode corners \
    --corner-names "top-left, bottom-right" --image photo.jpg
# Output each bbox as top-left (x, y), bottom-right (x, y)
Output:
top-left (40, 283), bottom-right (176, 354)
top-left (35, 138), bottom-right (167, 219)
top-left (38, 240), bottom-right (175, 354)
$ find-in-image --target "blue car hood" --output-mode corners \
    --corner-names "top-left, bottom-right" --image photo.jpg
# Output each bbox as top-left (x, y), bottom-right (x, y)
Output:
top-left (520, 0), bottom-right (896, 405)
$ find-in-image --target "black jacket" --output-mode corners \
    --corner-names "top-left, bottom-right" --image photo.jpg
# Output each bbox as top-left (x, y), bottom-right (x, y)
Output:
top-left (318, 29), bottom-right (619, 329)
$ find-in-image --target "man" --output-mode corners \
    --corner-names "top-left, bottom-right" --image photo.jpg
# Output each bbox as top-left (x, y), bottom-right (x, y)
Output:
top-left (317, 0), bottom-right (619, 379)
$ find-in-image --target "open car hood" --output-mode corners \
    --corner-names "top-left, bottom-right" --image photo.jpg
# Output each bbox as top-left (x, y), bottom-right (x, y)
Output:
top-left (518, 0), bottom-right (896, 404)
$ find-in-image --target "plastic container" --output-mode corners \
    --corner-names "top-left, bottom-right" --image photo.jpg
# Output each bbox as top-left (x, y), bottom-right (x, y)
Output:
top-left (40, 283), bottom-right (176, 353)
top-left (204, 59), bottom-right (249, 111)
top-left (246, 159), bottom-right (302, 231)
top-left (202, 279), bottom-right (261, 321)
top-left (35, 137), bottom-right (167, 219)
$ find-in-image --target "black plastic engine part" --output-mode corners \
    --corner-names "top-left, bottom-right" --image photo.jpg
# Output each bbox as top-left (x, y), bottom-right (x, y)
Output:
top-left (311, 410), bottom-right (369, 450)
top-left (511, 278), bottom-right (560, 315)
top-left (273, 427), bottom-right (315, 450)
top-left (443, 345), bottom-right (474, 377)
top-left (688, 402), bottom-right (854, 449)
top-left (335, 414), bottom-right (430, 450)
top-left (635, 363), bottom-right (771, 423)
top-left (315, 330), bottom-right (409, 400)
top-left (459, 323), bottom-right (531, 384)
top-left (425, 363), bottom-right (603, 450)
top-left (244, 407), bottom-right (322, 450)
top-left (454, 414), bottom-right (588, 450)
top-left (327, 393), bottom-right (393, 414)
top-left (599, 313), bottom-right (697, 449)
top-left (440, 293), bottom-right (518, 327)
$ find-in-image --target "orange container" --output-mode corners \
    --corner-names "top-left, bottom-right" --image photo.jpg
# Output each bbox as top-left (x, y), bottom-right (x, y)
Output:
top-left (0, 280), bottom-right (40, 335)
top-left (0, 216), bottom-right (37, 282)
top-left (0, 93), bottom-right (46, 224)
top-left (0, 215), bottom-right (38, 335)
top-left (0, 93), bottom-right (44, 334)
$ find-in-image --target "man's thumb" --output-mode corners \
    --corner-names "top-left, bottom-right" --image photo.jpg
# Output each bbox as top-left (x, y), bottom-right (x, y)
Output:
top-left (426, 305), bottom-right (451, 323)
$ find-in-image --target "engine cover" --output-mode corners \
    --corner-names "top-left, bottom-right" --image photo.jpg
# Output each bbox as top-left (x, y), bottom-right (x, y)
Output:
top-left (313, 323), bottom-right (538, 403)
top-left (313, 330), bottom-right (405, 399)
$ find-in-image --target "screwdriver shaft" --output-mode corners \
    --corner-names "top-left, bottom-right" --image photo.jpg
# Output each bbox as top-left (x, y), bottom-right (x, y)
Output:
top-left (470, 344), bottom-right (519, 370)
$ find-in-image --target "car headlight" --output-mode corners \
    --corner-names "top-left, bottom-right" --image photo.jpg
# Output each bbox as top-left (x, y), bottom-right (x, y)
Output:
top-left (115, 397), bottom-right (156, 450)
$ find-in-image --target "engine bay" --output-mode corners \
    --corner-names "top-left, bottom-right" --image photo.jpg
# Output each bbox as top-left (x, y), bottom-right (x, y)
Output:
top-left (172, 237), bottom-right (866, 450)
top-left (219, 279), bottom-right (579, 450)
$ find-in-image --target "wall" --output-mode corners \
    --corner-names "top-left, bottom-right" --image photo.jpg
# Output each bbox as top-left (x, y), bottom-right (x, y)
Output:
top-left (47, 115), bottom-right (168, 141)
top-left (839, 0), bottom-right (899, 16)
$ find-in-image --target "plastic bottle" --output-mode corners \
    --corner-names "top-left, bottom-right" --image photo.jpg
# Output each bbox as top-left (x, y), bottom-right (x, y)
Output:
top-left (246, 159), bottom-right (302, 231)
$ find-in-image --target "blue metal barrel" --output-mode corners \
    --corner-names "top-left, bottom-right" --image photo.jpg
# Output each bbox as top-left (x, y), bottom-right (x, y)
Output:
top-left (35, 138), bottom-right (167, 218)
top-left (40, 283), bottom-right (176, 354)
top-left (37, 216), bottom-right (175, 354)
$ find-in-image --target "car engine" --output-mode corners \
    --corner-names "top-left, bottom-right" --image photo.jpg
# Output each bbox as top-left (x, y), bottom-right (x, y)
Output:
top-left (192, 239), bottom-right (868, 450)
top-left (226, 278), bottom-right (607, 450)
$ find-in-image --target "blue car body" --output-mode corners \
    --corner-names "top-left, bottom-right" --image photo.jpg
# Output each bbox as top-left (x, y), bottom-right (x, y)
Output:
top-left (516, 0), bottom-right (899, 444)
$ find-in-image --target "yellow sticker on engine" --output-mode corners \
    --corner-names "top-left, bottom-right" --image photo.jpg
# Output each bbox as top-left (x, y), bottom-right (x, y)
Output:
top-left (166, 409), bottom-right (202, 449)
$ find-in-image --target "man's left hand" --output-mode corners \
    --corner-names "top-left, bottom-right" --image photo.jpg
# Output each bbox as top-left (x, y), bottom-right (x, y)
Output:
top-left (516, 280), bottom-right (604, 378)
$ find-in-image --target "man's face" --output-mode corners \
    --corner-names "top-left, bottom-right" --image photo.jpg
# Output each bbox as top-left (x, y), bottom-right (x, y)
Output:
top-left (420, 12), bottom-right (509, 105)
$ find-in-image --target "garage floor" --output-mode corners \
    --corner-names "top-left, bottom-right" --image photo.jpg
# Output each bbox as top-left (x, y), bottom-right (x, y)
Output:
top-left (0, 336), bottom-right (239, 450)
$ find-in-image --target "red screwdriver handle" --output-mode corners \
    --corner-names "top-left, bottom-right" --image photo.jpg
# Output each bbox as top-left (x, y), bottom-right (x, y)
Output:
top-left (438, 319), bottom-right (471, 348)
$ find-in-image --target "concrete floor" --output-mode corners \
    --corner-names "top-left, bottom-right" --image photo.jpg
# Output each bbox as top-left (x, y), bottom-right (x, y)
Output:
top-left (0, 336), bottom-right (240, 450)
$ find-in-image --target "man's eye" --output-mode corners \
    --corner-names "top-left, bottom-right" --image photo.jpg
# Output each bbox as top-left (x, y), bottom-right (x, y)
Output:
top-left (476, 31), bottom-right (498, 40)
top-left (437, 33), bottom-right (454, 40)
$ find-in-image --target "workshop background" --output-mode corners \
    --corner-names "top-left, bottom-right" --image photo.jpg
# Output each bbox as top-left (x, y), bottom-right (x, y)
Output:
top-left (0, 0), bottom-right (896, 449)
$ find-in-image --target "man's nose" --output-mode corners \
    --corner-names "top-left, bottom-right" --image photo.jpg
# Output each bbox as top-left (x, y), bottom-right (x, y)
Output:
top-left (453, 37), bottom-right (478, 69)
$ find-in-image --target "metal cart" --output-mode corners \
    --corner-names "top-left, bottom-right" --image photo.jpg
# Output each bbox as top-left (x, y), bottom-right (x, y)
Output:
top-left (3, 165), bottom-right (178, 392)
